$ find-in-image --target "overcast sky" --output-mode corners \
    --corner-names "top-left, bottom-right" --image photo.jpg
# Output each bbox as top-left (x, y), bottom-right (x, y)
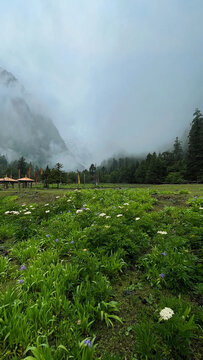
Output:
top-left (0, 0), bottom-right (202, 164)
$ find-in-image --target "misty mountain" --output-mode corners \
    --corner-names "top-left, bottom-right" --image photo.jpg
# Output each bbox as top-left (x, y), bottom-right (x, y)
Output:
top-left (0, 67), bottom-right (83, 170)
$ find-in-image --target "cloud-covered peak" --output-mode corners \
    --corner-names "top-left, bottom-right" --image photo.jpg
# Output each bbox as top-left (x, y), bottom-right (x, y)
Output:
top-left (0, 66), bottom-right (83, 170)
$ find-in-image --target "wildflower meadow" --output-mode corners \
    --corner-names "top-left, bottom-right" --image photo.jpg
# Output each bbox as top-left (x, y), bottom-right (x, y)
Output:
top-left (0, 186), bottom-right (202, 359)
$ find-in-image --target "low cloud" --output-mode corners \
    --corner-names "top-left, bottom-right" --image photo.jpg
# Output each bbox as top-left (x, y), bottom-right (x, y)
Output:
top-left (0, 0), bottom-right (202, 166)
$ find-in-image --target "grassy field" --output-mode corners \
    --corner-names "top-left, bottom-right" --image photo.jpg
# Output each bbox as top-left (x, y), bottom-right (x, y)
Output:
top-left (0, 184), bottom-right (202, 359)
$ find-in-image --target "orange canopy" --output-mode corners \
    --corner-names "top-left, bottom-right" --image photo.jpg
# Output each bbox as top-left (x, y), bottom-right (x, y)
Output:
top-left (18, 177), bottom-right (34, 182)
top-left (0, 177), bottom-right (17, 182)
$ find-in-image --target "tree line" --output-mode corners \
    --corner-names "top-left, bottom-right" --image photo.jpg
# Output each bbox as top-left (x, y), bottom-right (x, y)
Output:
top-left (97, 109), bottom-right (203, 184)
top-left (0, 109), bottom-right (202, 184)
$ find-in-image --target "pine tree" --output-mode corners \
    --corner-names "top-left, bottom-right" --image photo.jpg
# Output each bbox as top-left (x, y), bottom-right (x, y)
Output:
top-left (187, 109), bottom-right (203, 181)
top-left (17, 156), bottom-right (27, 177)
top-left (173, 137), bottom-right (183, 161)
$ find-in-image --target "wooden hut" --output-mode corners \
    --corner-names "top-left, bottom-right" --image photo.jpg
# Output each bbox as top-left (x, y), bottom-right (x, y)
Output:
top-left (18, 176), bottom-right (34, 188)
top-left (0, 177), bottom-right (18, 189)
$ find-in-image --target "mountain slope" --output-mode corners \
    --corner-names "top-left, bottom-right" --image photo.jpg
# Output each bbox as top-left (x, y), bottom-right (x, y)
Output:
top-left (0, 67), bottom-right (82, 169)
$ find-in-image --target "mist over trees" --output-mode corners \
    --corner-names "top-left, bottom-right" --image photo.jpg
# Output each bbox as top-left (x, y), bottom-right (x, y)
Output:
top-left (0, 109), bottom-right (202, 184)
top-left (186, 109), bottom-right (203, 181)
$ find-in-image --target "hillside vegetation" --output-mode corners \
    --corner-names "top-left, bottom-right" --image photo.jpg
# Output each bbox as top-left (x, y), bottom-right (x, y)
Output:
top-left (0, 186), bottom-right (202, 359)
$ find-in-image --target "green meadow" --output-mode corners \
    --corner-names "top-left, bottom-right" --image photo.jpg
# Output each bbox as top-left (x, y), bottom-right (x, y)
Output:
top-left (0, 185), bottom-right (202, 360)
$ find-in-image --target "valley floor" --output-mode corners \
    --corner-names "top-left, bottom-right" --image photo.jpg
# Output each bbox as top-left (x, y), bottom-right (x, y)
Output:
top-left (0, 184), bottom-right (202, 359)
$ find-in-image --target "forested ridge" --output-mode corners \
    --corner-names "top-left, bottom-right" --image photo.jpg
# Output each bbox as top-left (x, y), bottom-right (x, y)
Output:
top-left (0, 109), bottom-right (203, 184)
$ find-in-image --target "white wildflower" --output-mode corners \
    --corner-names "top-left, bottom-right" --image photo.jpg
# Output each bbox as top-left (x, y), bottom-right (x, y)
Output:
top-left (76, 209), bottom-right (83, 214)
top-left (136, 217), bottom-right (140, 221)
top-left (5, 210), bottom-right (19, 215)
top-left (117, 214), bottom-right (123, 217)
top-left (106, 216), bottom-right (111, 219)
top-left (45, 210), bottom-right (50, 213)
top-left (67, 199), bottom-right (71, 202)
top-left (105, 225), bottom-right (110, 229)
top-left (123, 203), bottom-right (129, 206)
top-left (45, 203), bottom-right (49, 206)
top-left (99, 213), bottom-right (106, 217)
top-left (199, 207), bottom-right (203, 210)
top-left (157, 231), bottom-right (167, 235)
top-left (119, 206), bottom-right (124, 209)
top-left (56, 196), bottom-right (60, 199)
top-left (22, 204), bottom-right (26, 207)
top-left (160, 307), bottom-right (174, 320)
top-left (24, 211), bottom-right (31, 215)
top-left (85, 208), bottom-right (90, 211)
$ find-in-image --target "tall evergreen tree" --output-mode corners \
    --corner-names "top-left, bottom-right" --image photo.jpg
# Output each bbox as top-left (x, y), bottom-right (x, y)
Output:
top-left (173, 137), bottom-right (183, 161)
top-left (187, 109), bottom-right (203, 181)
top-left (18, 156), bottom-right (27, 177)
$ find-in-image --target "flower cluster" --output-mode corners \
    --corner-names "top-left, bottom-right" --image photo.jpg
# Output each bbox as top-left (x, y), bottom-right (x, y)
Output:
top-left (160, 307), bottom-right (174, 320)
top-left (5, 210), bottom-right (20, 215)
top-left (76, 209), bottom-right (83, 214)
top-left (83, 339), bottom-right (92, 347)
top-left (157, 231), bottom-right (167, 235)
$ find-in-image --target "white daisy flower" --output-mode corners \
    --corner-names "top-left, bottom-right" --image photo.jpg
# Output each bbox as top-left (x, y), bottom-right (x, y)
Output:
top-left (123, 203), bottom-right (129, 206)
top-left (24, 211), bottom-right (31, 215)
top-left (99, 213), bottom-right (106, 217)
top-left (106, 216), bottom-right (111, 219)
top-left (136, 217), bottom-right (140, 221)
top-left (157, 231), bottom-right (167, 235)
top-left (45, 210), bottom-right (50, 213)
top-left (117, 214), bottom-right (123, 217)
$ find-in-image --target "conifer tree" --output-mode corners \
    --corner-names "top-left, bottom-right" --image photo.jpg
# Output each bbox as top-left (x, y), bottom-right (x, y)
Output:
top-left (173, 137), bottom-right (183, 161)
top-left (187, 109), bottom-right (203, 181)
